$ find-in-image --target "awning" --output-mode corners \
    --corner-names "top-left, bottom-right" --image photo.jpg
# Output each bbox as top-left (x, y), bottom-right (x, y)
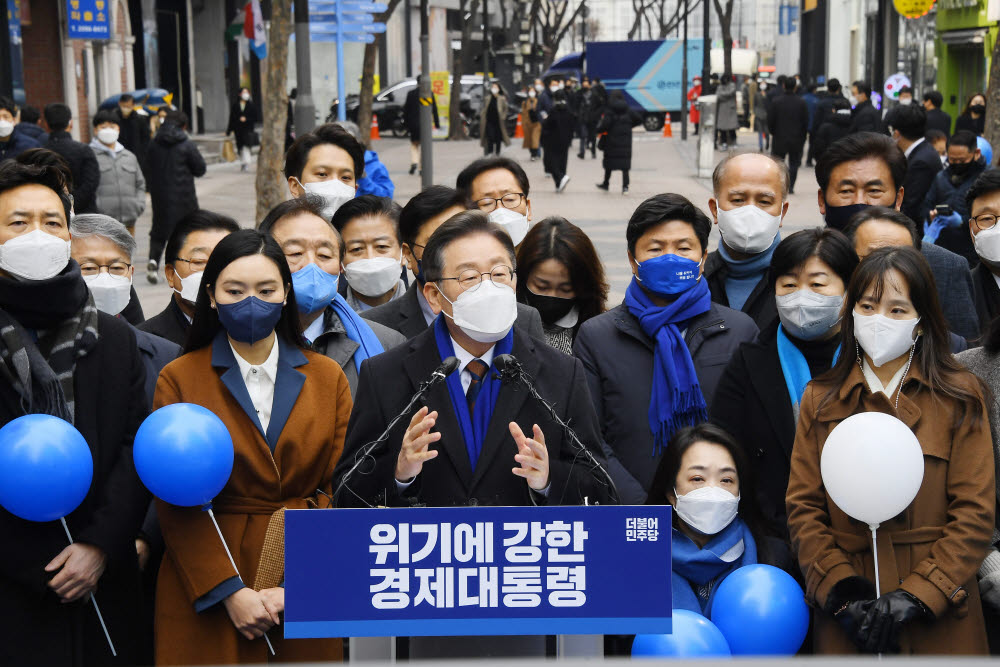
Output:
top-left (940, 27), bottom-right (988, 45)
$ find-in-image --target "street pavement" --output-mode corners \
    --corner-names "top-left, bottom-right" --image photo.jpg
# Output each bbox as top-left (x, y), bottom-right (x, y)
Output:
top-left (132, 126), bottom-right (825, 318)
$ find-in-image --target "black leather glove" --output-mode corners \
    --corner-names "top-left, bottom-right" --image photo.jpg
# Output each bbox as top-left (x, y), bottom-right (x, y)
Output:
top-left (825, 576), bottom-right (877, 650)
top-left (858, 589), bottom-right (933, 654)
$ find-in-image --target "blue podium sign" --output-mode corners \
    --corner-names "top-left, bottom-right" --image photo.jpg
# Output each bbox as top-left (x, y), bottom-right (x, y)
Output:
top-left (285, 505), bottom-right (671, 638)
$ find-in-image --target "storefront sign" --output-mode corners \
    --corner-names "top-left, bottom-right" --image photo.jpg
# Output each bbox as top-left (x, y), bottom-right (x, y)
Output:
top-left (67, 0), bottom-right (110, 40)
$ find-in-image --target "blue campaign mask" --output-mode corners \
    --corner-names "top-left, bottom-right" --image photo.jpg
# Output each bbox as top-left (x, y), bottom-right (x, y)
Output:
top-left (635, 253), bottom-right (704, 296)
top-left (217, 296), bottom-right (284, 344)
top-left (292, 262), bottom-right (339, 314)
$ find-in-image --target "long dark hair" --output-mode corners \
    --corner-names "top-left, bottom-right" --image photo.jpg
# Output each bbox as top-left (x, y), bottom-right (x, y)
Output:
top-left (515, 216), bottom-right (608, 328)
top-left (817, 246), bottom-right (985, 427)
top-left (962, 91), bottom-right (986, 116)
top-left (184, 229), bottom-right (304, 353)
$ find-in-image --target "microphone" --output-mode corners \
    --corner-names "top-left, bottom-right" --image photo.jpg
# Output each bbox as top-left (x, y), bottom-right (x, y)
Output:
top-left (332, 356), bottom-right (459, 507)
top-left (493, 354), bottom-right (620, 505)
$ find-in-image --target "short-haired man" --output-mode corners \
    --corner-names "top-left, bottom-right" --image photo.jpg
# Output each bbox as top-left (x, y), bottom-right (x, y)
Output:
top-left (886, 103), bottom-right (942, 224)
top-left (332, 119), bottom-right (394, 198)
top-left (896, 86), bottom-right (914, 106)
top-left (43, 102), bottom-right (99, 213)
top-left (330, 194), bottom-right (407, 311)
top-left (705, 152), bottom-right (790, 328)
top-left (815, 132), bottom-right (980, 341)
top-left (138, 209), bottom-right (240, 345)
top-left (90, 109), bottom-right (146, 233)
top-left (848, 81), bottom-right (880, 134)
top-left (0, 96), bottom-right (41, 162)
top-left (923, 90), bottom-right (952, 136)
top-left (457, 156), bottom-right (532, 246)
top-left (962, 170), bottom-right (1000, 327)
top-left (920, 130), bottom-right (987, 265)
top-left (574, 193), bottom-right (758, 504)
top-left (0, 160), bottom-right (149, 664)
top-left (363, 185), bottom-right (545, 340)
top-left (14, 104), bottom-right (47, 145)
top-left (114, 93), bottom-right (151, 162)
top-left (258, 195), bottom-right (404, 394)
top-left (284, 122), bottom-right (365, 220)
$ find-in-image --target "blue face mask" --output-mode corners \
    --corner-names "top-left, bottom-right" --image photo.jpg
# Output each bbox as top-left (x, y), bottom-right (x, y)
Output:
top-left (636, 253), bottom-right (703, 296)
top-left (292, 262), bottom-right (339, 314)
top-left (217, 296), bottom-right (284, 344)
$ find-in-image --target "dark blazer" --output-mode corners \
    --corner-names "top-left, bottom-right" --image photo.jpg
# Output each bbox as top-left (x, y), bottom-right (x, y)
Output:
top-left (848, 100), bottom-right (881, 134)
top-left (573, 302), bottom-right (759, 505)
top-left (704, 250), bottom-right (777, 330)
top-left (45, 130), bottom-right (100, 213)
top-left (114, 107), bottom-right (151, 159)
top-left (922, 241), bottom-right (981, 342)
top-left (131, 324), bottom-right (181, 410)
top-left (333, 325), bottom-right (609, 508)
top-left (362, 282), bottom-right (547, 342)
top-left (120, 286), bottom-right (145, 326)
top-left (973, 262), bottom-right (1000, 335)
top-left (767, 92), bottom-right (809, 155)
top-left (137, 296), bottom-right (190, 347)
top-left (902, 140), bottom-right (944, 224)
top-left (226, 99), bottom-right (258, 149)
top-left (926, 108), bottom-right (953, 136)
top-left (0, 313), bottom-right (150, 665)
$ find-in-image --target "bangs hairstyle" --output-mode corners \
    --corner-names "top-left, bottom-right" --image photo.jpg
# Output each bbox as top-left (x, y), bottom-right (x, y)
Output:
top-left (421, 210), bottom-right (516, 283)
top-left (515, 217), bottom-right (609, 326)
top-left (283, 123), bottom-right (365, 183)
top-left (626, 193), bottom-right (711, 256)
top-left (768, 228), bottom-right (858, 289)
top-left (455, 156), bottom-right (531, 202)
top-left (399, 185), bottom-right (467, 248)
top-left (815, 132), bottom-right (906, 194)
top-left (16, 148), bottom-right (73, 191)
top-left (0, 159), bottom-right (73, 221)
top-left (258, 194), bottom-right (345, 263)
top-left (817, 246), bottom-right (985, 428)
top-left (330, 194), bottom-right (402, 238)
top-left (183, 229), bottom-right (304, 353)
top-left (164, 209), bottom-right (240, 265)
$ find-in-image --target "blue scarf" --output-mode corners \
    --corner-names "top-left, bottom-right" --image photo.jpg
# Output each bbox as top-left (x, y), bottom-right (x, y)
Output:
top-left (433, 315), bottom-right (513, 469)
top-left (330, 293), bottom-right (385, 372)
top-left (625, 277), bottom-right (711, 453)
top-left (775, 324), bottom-right (840, 420)
top-left (671, 518), bottom-right (757, 615)
top-left (717, 234), bottom-right (780, 311)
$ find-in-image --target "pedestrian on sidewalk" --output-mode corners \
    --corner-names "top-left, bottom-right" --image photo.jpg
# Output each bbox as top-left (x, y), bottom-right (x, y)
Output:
top-left (520, 87), bottom-right (542, 160)
top-left (90, 109), bottom-right (146, 234)
top-left (0, 96), bottom-right (40, 162)
top-left (480, 81), bottom-right (510, 156)
top-left (688, 76), bottom-right (703, 136)
top-left (596, 90), bottom-right (641, 194)
top-left (226, 87), bottom-right (258, 172)
top-left (812, 98), bottom-right (852, 163)
top-left (44, 103), bottom-right (99, 212)
top-left (753, 79), bottom-right (769, 150)
top-left (716, 74), bottom-right (739, 150)
top-left (542, 89), bottom-right (575, 193)
top-left (575, 77), bottom-right (595, 159)
top-left (114, 93), bottom-right (150, 167)
top-left (768, 76), bottom-right (809, 193)
top-left (403, 75), bottom-right (439, 174)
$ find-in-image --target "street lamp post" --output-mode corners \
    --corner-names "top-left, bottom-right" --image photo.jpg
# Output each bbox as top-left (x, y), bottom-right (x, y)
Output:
top-left (293, 0), bottom-right (316, 135)
top-left (702, 0), bottom-right (710, 83)
top-left (681, 0), bottom-right (688, 141)
top-left (419, 0), bottom-right (434, 187)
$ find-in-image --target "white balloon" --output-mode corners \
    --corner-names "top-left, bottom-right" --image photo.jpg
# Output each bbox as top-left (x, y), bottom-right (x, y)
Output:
top-left (820, 412), bottom-right (924, 527)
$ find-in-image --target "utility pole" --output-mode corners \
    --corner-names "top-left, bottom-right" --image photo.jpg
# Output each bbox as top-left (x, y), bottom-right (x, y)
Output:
top-left (681, 0), bottom-right (688, 141)
top-left (482, 0), bottom-right (490, 86)
top-left (702, 0), bottom-right (710, 83)
top-left (293, 0), bottom-right (316, 135)
top-left (419, 0), bottom-right (433, 188)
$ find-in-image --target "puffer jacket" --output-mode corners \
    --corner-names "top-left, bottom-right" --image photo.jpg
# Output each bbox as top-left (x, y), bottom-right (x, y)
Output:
top-left (91, 139), bottom-right (146, 226)
top-left (144, 122), bottom-right (206, 243)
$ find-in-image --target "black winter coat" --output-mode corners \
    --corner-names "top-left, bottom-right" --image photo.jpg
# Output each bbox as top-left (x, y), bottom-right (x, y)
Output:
top-left (113, 108), bottom-right (150, 159)
top-left (45, 131), bottom-right (100, 213)
top-left (137, 297), bottom-right (191, 348)
top-left (0, 310), bottom-right (150, 666)
top-left (920, 160), bottom-right (988, 267)
top-left (0, 126), bottom-right (41, 162)
top-left (848, 99), bottom-right (881, 134)
top-left (973, 262), bottom-right (1000, 333)
top-left (403, 88), bottom-right (438, 141)
top-left (767, 92), bottom-right (809, 155)
top-left (226, 99), bottom-right (258, 149)
top-left (597, 98), bottom-right (641, 171)
top-left (144, 122), bottom-right (206, 243)
top-left (15, 121), bottom-right (48, 144)
top-left (956, 113), bottom-right (985, 136)
top-left (926, 108), bottom-right (953, 136)
top-left (810, 91), bottom-right (846, 134)
top-left (541, 105), bottom-right (576, 153)
top-left (812, 111), bottom-right (851, 161)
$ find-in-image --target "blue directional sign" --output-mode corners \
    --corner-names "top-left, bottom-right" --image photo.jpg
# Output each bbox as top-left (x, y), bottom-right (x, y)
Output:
top-left (311, 11), bottom-right (374, 22)
top-left (310, 0), bottom-right (387, 10)
top-left (310, 32), bottom-right (376, 43)
top-left (312, 21), bottom-right (386, 33)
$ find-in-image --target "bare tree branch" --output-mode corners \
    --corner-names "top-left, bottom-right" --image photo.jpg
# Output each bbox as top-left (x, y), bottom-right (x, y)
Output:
top-left (357, 0), bottom-right (404, 144)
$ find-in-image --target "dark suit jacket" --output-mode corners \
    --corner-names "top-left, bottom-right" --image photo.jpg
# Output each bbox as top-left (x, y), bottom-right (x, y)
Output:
top-left (362, 282), bottom-right (547, 342)
top-left (848, 100), bottom-right (881, 134)
top-left (767, 92), bottom-right (809, 155)
top-left (704, 250), bottom-right (777, 330)
top-left (137, 297), bottom-right (190, 347)
top-left (131, 324), bottom-right (181, 410)
top-left (902, 140), bottom-right (944, 224)
top-left (45, 131), bottom-right (100, 213)
top-left (332, 325), bottom-right (609, 508)
top-left (973, 263), bottom-right (1000, 336)
top-left (922, 242), bottom-right (980, 342)
top-left (926, 108), bottom-right (953, 136)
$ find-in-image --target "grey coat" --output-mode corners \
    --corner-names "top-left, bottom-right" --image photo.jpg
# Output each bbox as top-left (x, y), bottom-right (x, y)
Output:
top-left (312, 305), bottom-right (406, 396)
top-left (715, 82), bottom-right (739, 131)
top-left (91, 140), bottom-right (146, 226)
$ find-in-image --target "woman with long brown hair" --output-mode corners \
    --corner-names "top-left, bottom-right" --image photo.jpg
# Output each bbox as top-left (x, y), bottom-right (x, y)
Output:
top-left (786, 245), bottom-right (994, 655)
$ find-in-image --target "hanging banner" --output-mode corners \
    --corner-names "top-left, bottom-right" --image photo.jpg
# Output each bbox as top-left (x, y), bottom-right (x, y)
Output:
top-left (430, 71), bottom-right (450, 139)
top-left (66, 0), bottom-right (110, 40)
top-left (893, 0), bottom-right (935, 18)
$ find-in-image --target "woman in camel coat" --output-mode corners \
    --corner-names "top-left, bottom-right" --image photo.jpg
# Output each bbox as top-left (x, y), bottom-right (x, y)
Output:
top-left (521, 90), bottom-right (542, 159)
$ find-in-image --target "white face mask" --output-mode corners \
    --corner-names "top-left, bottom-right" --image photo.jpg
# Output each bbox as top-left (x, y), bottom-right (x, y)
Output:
top-left (853, 311), bottom-right (920, 367)
top-left (534, 84), bottom-right (544, 93)
top-left (343, 252), bottom-right (402, 297)
top-left (97, 127), bottom-right (119, 146)
top-left (528, 90), bottom-right (536, 98)
top-left (898, 97), bottom-right (912, 106)
top-left (776, 290), bottom-right (843, 341)
top-left (0, 229), bottom-right (71, 281)
top-left (491, 86), bottom-right (500, 95)
top-left (83, 272), bottom-right (132, 315)
top-left (673, 486), bottom-right (740, 536)
top-left (716, 203), bottom-right (782, 254)
top-left (0, 120), bottom-right (13, 138)
top-left (240, 92), bottom-right (250, 101)
top-left (975, 225), bottom-right (1000, 264)
top-left (488, 207), bottom-right (530, 246)
top-left (173, 270), bottom-right (204, 304)
top-left (300, 179), bottom-right (356, 220)
top-left (849, 96), bottom-right (859, 107)
top-left (438, 281), bottom-right (518, 343)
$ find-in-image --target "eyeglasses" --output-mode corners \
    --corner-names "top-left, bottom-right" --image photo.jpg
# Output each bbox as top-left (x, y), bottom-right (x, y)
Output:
top-left (79, 261), bottom-right (131, 277)
top-left (474, 193), bottom-right (526, 213)
top-left (973, 214), bottom-right (999, 231)
top-left (438, 265), bottom-right (515, 292)
top-left (175, 256), bottom-right (210, 272)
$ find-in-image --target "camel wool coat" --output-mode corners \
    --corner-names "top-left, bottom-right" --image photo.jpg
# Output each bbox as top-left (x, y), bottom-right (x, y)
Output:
top-left (521, 98), bottom-right (542, 150)
top-left (152, 333), bottom-right (351, 664)
top-left (786, 359), bottom-right (994, 655)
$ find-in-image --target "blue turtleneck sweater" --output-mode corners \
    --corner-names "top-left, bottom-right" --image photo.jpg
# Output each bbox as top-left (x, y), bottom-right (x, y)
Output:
top-left (717, 233), bottom-right (781, 312)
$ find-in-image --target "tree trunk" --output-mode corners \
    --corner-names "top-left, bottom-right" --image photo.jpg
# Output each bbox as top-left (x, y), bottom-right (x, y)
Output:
top-left (449, 0), bottom-right (480, 140)
top-left (713, 0), bottom-right (734, 76)
top-left (986, 36), bottom-right (1000, 165)
top-left (357, 0), bottom-right (403, 144)
top-left (255, 0), bottom-right (292, 222)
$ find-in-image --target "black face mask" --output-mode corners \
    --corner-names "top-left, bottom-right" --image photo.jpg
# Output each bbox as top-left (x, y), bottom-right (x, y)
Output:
top-left (524, 289), bottom-right (576, 325)
top-left (823, 202), bottom-right (871, 231)
top-left (949, 160), bottom-right (974, 177)
top-left (971, 104), bottom-right (986, 116)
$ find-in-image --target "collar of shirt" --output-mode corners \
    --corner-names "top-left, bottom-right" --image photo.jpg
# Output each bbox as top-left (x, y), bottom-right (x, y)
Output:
top-left (861, 357), bottom-right (908, 399)
top-left (993, 272), bottom-right (1000, 293)
top-left (449, 334), bottom-right (497, 394)
top-left (303, 311), bottom-right (326, 344)
top-left (416, 282), bottom-right (436, 325)
top-left (904, 136), bottom-right (925, 159)
top-left (230, 337), bottom-right (280, 386)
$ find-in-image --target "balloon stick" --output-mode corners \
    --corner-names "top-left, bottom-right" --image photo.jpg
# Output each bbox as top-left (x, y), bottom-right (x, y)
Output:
top-left (206, 507), bottom-right (275, 656)
top-left (60, 517), bottom-right (117, 657)
top-left (869, 524), bottom-right (881, 599)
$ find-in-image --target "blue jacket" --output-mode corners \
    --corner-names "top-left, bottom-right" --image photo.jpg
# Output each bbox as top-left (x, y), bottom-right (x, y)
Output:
top-left (0, 126), bottom-right (41, 162)
top-left (357, 149), bottom-right (394, 198)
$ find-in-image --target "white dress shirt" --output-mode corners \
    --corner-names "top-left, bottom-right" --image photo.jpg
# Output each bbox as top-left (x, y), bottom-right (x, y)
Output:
top-left (861, 357), bottom-right (909, 399)
top-left (450, 335), bottom-right (497, 394)
top-left (903, 136), bottom-right (925, 159)
top-left (230, 339), bottom-right (280, 433)
top-left (303, 311), bottom-right (326, 344)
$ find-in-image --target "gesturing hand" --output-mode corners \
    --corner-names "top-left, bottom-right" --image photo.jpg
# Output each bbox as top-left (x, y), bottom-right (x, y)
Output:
top-left (223, 588), bottom-right (279, 640)
top-left (45, 543), bottom-right (107, 603)
top-left (510, 422), bottom-right (549, 491)
top-left (395, 406), bottom-right (440, 482)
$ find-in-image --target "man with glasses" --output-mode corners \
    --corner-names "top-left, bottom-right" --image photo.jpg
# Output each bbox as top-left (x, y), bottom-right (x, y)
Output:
top-left (364, 185), bottom-right (545, 340)
top-left (138, 210), bottom-right (240, 346)
top-left (965, 170), bottom-right (1000, 327)
top-left (456, 156), bottom-right (533, 247)
top-left (334, 210), bottom-right (608, 656)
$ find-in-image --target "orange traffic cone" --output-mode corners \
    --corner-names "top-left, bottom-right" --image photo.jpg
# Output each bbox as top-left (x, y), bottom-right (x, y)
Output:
top-left (663, 115), bottom-right (673, 138)
top-left (514, 113), bottom-right (524, 139)
top-left (370, 114), bottom-right (381, 141)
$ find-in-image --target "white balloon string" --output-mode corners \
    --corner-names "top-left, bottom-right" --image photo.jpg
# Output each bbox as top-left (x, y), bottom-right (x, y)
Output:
top-left (60, 517), bottom-right (117, 657)
top-left (870, 524), bottom-right (881, 600)
top-left (206, 508), bottom-right (275, 656)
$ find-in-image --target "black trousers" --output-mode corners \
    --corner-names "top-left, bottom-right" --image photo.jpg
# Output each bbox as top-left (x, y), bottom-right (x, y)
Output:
top-left (149, 237), bottom-right (167, 265)
top-left (545, 147), bottom-right (569, 183)
top-left (772, 146), bottom-right (803, 190)
top-left (602, 168), bottom-right (630, 189)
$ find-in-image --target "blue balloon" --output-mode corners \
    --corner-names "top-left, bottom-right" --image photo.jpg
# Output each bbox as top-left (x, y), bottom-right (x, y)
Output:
top-left (0, 414), bottom-right (93, 522)
top-left (632, 610), bottom-right (731, 658)
top-left (977, 136), bottom-right (993, 166)
top-left (134, 403), bottom-right (234, 506)
top-left (710, 564), bottom-right (809, 655)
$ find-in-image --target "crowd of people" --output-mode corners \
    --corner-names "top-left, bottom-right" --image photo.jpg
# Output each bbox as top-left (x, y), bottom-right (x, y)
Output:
top-left (3, 80), bottom-right (1000, 664)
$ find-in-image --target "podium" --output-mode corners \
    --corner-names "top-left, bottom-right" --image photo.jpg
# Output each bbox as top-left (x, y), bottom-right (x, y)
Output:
top-left (285, 505), bottom-right (672, 660)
